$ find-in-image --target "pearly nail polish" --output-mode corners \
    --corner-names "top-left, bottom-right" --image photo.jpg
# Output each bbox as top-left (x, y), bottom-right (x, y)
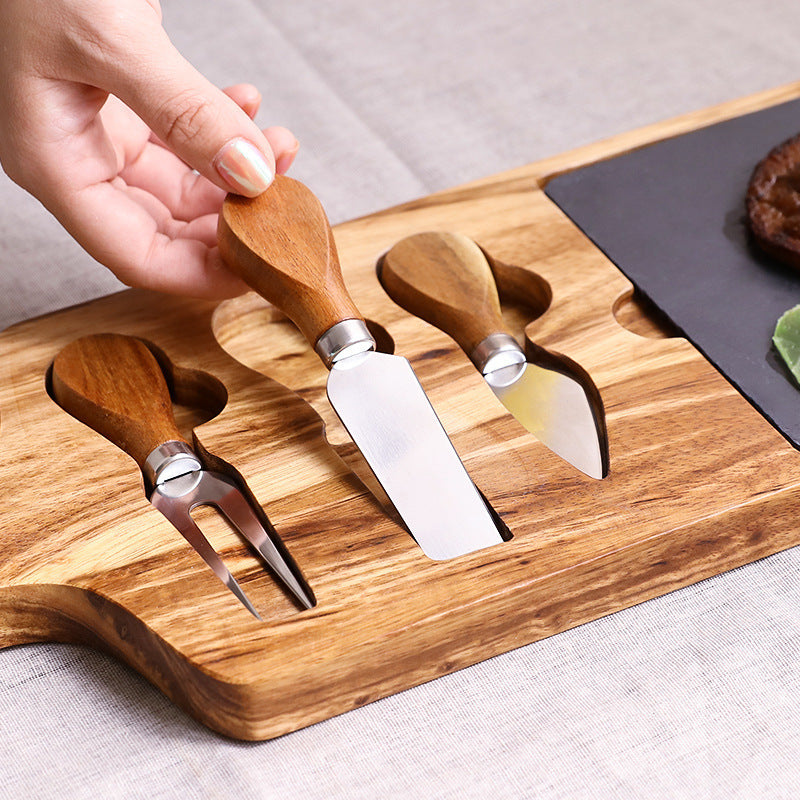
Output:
top-left (214, 138), bottom-right (274, 196)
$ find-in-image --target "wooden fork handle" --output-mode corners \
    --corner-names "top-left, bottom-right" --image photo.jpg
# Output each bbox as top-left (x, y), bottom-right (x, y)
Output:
top-left (52, 333), bottom-right (187, 469)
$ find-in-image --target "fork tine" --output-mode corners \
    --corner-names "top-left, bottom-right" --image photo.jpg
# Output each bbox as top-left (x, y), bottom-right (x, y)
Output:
top-left (151, 491), bottom-right (262, 620)
top-left (198, 473), bottom-right (315, 610)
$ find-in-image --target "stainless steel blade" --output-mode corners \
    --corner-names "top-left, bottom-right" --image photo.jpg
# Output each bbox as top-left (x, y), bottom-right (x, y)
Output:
top-left (199, 472), bottom-right (315, 610)
top-left (151, 475), bottom-right (262, 620)
top-left (153, 467), bottom-right (315, 611)
top-left (484, 361), bottom-right (603, 479)
top-left (326, 350), bottom-right (503, 560)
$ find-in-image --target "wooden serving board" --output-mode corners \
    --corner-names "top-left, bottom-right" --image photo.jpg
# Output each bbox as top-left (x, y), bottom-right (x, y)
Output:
top-left (3, 83), bottom-right (800, 741)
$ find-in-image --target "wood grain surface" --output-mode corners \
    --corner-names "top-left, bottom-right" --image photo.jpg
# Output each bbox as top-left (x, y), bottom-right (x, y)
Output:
top-left (2, 81), bottom-right (800, 740)
top-left (51, 334), bottom-right (192, 470)
top-left (380, 231), bottom-right (513, 359)
top-left (219, 176), bottom-right (363, 347)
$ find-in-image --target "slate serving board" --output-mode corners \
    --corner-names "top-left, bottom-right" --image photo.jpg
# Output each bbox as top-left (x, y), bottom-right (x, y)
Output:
top-left (545, 97), bottom-right (800, 449)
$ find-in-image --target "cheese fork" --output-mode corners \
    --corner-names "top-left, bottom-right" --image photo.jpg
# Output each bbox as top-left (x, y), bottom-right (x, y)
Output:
top-left (51, 333), bottom-right (315, 618)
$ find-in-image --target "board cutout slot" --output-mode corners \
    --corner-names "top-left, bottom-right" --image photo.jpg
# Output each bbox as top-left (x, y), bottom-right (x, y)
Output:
top-left (488, 254), bottom-right (552, 342)
top-left (212, 296), bottom-right (412, 521)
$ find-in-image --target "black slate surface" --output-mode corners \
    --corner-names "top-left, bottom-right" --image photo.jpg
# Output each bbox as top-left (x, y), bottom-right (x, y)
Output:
top-left (545, 98), bottom-right (800, 449)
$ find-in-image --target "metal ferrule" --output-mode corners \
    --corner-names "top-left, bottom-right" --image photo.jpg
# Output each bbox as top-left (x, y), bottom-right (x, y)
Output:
top-left (470, 332), bottom-right (526, 375)
top-left (144, 440), bottom-right (202, 487)
top-left (314, 319), bottom-right (376, 369)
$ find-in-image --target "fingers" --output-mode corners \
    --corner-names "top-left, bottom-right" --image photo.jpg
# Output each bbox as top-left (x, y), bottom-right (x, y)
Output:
top-left (101, 97), bottom-right (298, 221)
top-left (264, 126), bottom-right (300, 174)
top-left (120, 138), bottom-right (227, 221)
top-left (145, 83), bottom-right (262, 150)
top-left (0, 0), bottom-right (299, 299)
top-left (221, 82), bottom-right (301, 172)
top-left (59, 178), bottom-right (249, 298)
top-left (223, 84), bottom-right (261, 120)
top-left (97, 24), bottom-right (297, 198)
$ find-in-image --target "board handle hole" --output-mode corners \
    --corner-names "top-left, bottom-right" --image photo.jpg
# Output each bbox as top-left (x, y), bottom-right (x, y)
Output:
top-left (613, 289), bottom-right (681, 339)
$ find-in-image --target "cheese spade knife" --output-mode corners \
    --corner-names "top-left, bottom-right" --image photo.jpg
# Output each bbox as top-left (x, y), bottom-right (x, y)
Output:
top-left (51, 333), bottom-right (315, 616)
top-left (218, 177), bottom-right (503, 560)
top-left (379, 232), bottom-right (606, 479)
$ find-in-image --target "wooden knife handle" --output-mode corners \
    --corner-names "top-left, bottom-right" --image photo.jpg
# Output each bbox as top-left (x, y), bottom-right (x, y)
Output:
top-left (218, 175), bottom-right (363, 348)
top-left (379, 231), bottom-right (511, 356)
top-left (51, 333), bottom-right (188, 468)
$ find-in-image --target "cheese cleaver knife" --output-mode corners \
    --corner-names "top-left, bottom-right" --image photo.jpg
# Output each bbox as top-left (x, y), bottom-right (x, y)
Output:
top-left (218, 177), bottom-right (503, 560)
top-left (380, 232), bottom-right (606, 479)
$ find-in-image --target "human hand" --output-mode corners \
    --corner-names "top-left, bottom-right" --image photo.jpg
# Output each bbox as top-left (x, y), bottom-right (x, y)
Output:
top-left (0, 0), bottom-right (298, 298)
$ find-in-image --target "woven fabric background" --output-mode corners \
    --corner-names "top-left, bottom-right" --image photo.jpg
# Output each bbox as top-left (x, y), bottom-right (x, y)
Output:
top-left (3, 2), bottom-right (800, 797)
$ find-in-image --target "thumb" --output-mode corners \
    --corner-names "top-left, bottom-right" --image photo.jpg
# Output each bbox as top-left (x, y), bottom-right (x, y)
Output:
top-left (108, 31), bottom-right (279, 197)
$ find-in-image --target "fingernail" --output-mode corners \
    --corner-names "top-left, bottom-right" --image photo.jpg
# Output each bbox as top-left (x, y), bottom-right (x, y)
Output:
top-left (214, 138), bottom-right (274, 196)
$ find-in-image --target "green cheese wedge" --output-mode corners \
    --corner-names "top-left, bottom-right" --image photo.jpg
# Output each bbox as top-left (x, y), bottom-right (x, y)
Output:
top-left (773, 304), bottom-right (800, 383)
